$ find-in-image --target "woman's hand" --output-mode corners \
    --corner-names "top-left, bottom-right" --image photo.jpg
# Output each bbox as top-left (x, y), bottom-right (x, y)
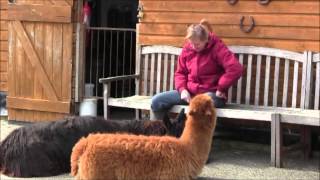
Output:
top-left (216, 90), bottom-right (227, 99)
top-left (181, 89), bottom-right (191, 103)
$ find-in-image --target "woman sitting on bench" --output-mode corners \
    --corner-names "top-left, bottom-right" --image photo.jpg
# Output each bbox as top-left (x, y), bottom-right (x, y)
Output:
top-left (150, 19), bottom-right (243, 120)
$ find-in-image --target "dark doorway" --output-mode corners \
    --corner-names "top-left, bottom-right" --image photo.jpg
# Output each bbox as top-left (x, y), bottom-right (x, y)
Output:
top-left (83, 0), bottom-right (138, 116)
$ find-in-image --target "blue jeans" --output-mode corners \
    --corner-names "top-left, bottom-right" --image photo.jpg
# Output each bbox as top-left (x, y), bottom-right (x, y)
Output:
top-left (150, 90), bottom-right (226, 120)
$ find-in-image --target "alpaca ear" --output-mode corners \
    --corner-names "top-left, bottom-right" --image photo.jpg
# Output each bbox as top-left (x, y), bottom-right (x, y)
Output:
top-left (162, 114), bottom-right (173, 129)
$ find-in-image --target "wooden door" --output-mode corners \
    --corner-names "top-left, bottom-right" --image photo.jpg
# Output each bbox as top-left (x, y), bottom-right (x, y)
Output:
top-left (7, 0), bottom-right (73, 121)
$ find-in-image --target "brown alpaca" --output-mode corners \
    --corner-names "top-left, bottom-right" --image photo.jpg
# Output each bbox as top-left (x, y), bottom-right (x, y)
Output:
top-left (71, 94), bottom-right (216, 180)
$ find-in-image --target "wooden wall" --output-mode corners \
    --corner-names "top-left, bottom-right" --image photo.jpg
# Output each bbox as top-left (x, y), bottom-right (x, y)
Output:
top-left (0, 0), bottom-right (78, 100)
top-left (138, 0), bottom-right (319, 52)
top-left (0, 0), bottom-right (8, 91)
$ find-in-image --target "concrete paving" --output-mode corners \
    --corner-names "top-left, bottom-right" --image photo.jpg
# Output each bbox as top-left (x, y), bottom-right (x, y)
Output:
top-left (0, 115), bottom-right (319, 180)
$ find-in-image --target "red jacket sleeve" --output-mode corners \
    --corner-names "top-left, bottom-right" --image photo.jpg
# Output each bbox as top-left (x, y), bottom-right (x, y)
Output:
top-left (174, 52), bottom-right (188, 93)
top-left (215, 38), bottom-right (243, 92)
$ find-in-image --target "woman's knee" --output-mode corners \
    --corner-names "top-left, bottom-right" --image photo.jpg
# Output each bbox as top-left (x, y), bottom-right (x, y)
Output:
top-left (151, 90), bottom-right (180, 111)
top-left (151, 94), bottom-right (164, 111)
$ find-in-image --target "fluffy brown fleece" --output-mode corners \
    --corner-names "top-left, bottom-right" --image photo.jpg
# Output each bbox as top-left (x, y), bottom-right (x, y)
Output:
top-left (70, 94), bottom-right (216, 180)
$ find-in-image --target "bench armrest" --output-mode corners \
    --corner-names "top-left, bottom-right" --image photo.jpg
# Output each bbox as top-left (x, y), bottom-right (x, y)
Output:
top-left (99, 74), bottom-right (140, 84)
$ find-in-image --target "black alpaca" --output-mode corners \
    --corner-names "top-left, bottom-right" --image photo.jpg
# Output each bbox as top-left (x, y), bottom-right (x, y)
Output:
top-left (0, 110), bottom-right (186, 177)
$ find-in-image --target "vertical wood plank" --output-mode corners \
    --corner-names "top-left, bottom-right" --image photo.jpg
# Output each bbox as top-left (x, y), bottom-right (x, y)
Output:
top-left (271, 113), bottom-right (277, 166)
top-left (169, 54), bottom-right (175, 90)
top-left (156, 53), bottom-right (162, 94)
top-left (236, 54), bottom-right (243, 104)
top-left (245, 54), bottom-right (252, 105)
top-left (292, 61), bottom-right (299, 108)
top-left (163, 53), bottom-right (168, 91)
top-left (150, 53), bottom-right (155, 96)
top-left (103, 83), bottom-right (110, 120)
top-left (272, 57), bottom-right (280, 107)
top-left (8, 21), bottom-right (16, 120)
top-left (227, 86), bottom-right (232, 103)
top-left (275, 114), bottom-right (283, 168)
top-left (33, 21), bottom-right (44, 121)
top-left (15, 24), bottom-right (25, 120)
top-left (52, 24), bottom-right (63, 99)
top-left (143, 54), bottom-right (149, 95)
top-left (282, 59), bottom-right (289, 107)
top-left (43, 23), bottom-right (53, 120)
top-left (135, 45), bottom-right (141, 96)
top-left (315, 62), bottom-right (320, 110)
top-left (135, 45), bottom-right (141, 119)
top-left (41, 0), bottom-right (52, 120)
top-left (15, 26), bottom-right (23, 98)
top-left (264, 56), bottom-right (271, 106)
top-left (304, 52), bottom-right (313, 109)
top-left (300, 52), bottom-right (308, 108)
top-left (254, 55), bottom-right (261, 105)
top-left (24, 22), bottom-right (35, 121)
top-left (62, 24), bottom-right (72, 101)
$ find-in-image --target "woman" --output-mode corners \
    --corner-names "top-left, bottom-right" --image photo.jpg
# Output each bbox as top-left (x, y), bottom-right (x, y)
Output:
top-left (151, 19), bottom-right (243, 120)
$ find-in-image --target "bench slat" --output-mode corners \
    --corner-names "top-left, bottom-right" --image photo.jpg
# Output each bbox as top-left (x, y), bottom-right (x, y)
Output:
top-left (273, 57), bottom-right (280, 107)
top-left (150, 53), bottom-right (155, 96)
top-left (156, 53), bottom-right (162, 94)
top-left (143, 54), bottom-right (149, 95)
top-left (245, 54), bottom-right (253, 105)
top-left (142, 45), bottom-right (181, 55)
top-left (264, 56), bottom-right (271, 106)
top-left (314, 60), bottom-right (320, 110)
top-left (254, 55), bottom-right (262, 105)
top-left (170, 54), bottom-right (175, 90)
top-left (229, 46), bottom-right (305, 62)
top-left (136, 46), bottom-right (141, 96)
top-left (300, 52), bottom-right (308, 108)
top-left (236, 54), bottom-right (244, 104)
top-left (228, 86), bottom-right (232, 103)
top-left (292, 61), bottom-right (299, 108)
top-left (282, 59), bottom-right (290, 107)
top-left (107, 96), bottom-right (319, 126)
top-left (163, 53), bottom-right (168, 91)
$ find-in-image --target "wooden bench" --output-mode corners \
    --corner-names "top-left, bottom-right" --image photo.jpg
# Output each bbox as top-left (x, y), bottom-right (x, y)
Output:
top-left (99, 45), bottom-right (320, 168)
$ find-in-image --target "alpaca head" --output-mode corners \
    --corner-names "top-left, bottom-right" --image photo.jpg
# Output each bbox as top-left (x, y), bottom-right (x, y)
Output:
top-left (188, 94), bottom-right (216, 129)
top-left (142, 120), bottom-right (168, 135)
top-left (162, 108), bottom-right (186, 137)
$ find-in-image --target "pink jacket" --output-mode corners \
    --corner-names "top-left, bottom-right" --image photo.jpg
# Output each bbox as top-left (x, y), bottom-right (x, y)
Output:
top-left (175, 33), bottom-right (243, 95)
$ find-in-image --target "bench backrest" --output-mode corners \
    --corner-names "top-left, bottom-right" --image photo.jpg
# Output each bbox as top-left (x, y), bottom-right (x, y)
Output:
top-left (136, 45), bottom-right (310, 109)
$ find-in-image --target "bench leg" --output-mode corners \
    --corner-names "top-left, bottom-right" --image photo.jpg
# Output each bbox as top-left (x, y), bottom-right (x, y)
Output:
top-left (103, 84), bottom-right (110, 120)
top-left (300, 125), bottom-right (312, 159)
top-left (135, 109), bottom-right (140, 120)
top-left (271, 113), bottom-right (283, 168)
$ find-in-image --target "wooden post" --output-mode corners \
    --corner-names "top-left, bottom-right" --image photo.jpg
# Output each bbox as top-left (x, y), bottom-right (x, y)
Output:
top-left (271, 113), bottom-right (282, 167)
top-left (301, 125), bottom-right (312, 159)
top-left (103, 84), bottom-right (110, 120)
top-left (271, 113), bottom-right (276, 166)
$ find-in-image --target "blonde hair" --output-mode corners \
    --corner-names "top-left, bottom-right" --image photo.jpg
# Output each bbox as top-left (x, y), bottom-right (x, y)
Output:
top-left (185, 19), bottom-right (212, 41)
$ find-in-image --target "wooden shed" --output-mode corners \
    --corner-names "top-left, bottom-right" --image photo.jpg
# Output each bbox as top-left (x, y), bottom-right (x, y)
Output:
top-left (0, 0), bottom-right (319, 122)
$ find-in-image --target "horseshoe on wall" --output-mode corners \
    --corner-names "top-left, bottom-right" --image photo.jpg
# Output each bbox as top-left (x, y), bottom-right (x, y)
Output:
top-left (240, 16), bottom-right (255, 33)
top-left (258, 0), bottom-right (271, 5)
top-left (227, 0), bottom-right (238, 5)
